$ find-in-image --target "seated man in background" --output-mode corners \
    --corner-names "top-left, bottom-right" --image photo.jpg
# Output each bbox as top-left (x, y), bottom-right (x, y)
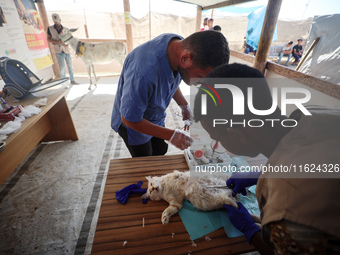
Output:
top-left (194, 63), bottom-right (340, 255)
top-left (277, 41), bottom-right (293, 66)
top-left (292, 39), bottom-right (304, 65)
top-left (243, 37), bottom-right (257, 56)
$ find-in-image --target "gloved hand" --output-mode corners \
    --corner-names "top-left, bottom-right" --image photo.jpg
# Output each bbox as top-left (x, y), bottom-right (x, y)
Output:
top-left (223, 202), bottom-right (260, 244)
top-left (169, 129), bottom-right (193, 150)
top-left (116, 181), bottom-right (148, 205)
top-left (226, 171), bottom-right (261, 196)
top-left (179, 105), bottom-right (193, 131)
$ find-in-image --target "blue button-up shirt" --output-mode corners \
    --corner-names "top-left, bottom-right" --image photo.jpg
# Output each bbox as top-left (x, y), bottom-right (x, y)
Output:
top-left (111, 33), bottom-right (183, 145)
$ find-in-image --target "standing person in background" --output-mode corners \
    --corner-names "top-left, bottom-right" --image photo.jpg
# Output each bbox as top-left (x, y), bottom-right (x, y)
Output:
top-left (292, 39), bottom-right (303, 65)
top-left (201, 17), bottom-right (208, 31)
top-left (208, 18), bottom-right (214, 30)
top-left (47, 13), bottom-right (79, 84)
top-left (277, 41), bottom-right (293, 66)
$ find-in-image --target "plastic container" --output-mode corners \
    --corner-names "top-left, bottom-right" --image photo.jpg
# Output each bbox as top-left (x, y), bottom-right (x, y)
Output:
top-left (184, 148), bottom-right (232, 171)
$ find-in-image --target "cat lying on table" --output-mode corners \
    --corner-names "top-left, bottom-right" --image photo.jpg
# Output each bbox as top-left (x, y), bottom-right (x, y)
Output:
top-left (141, 170), bottom-right (241, 225)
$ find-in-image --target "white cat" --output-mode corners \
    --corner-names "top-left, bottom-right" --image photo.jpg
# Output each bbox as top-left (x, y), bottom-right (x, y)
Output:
top-left (141, 170), bottom-right (238, 225)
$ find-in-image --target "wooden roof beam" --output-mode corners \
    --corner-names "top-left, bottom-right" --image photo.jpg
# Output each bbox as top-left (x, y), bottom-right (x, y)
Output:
top-left (202, 0), bottom-right (256, 10)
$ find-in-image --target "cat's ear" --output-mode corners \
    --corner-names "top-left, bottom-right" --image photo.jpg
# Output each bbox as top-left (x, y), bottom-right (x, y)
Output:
top-left (146, 176), bottom-right (152, 182)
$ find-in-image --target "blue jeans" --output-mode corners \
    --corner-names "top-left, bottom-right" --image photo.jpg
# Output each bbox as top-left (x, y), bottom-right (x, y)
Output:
top-left (245, 46), bottom-right (256, 55)
top-left (278, 53), bottom-right (291, 65)
top-left (56, 52), bottom-right (75, 81)
top-left (293, 53), bottom-right (301, 62)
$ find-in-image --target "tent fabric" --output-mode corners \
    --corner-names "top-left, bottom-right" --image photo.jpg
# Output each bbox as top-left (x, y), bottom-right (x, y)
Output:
top-left (298, 14), bottom-right (340, 85)
top-left (246, 6), bottom-right (278, 50)
top-left (202, 5), bottom-right (264, 14)
top-left (174, 0), bottom-right (225, 7)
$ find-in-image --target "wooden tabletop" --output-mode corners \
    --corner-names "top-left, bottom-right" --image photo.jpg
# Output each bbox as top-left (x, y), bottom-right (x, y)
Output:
top-left (92, 154), bottom-right (255, 255)
top-left (0, 89), bottom-right (78, 184)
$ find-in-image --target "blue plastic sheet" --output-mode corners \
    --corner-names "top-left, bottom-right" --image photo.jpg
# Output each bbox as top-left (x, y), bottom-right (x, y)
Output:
top-left (246, 6), bottom-right (278, 50)
top-left (178, 156), bottom-right (260, 240)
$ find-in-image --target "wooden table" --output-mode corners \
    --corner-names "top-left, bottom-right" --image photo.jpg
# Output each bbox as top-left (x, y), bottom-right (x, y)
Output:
top-left (92, 154), bottom-right (255, 255)
top-left (0, 89), bottom-right (78, 184)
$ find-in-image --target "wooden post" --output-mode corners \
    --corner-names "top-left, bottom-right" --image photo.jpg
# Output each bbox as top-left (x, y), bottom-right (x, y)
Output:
top-left (149, 0), bottom-right (151, 40)
top-left (83, 9), bottom-right (89, 38)
top-left (84, 25), bottom-right (89, 38)
top-left (195, 5), bottom-right (202, 32)
top-left (253, 0), bottom-right (282, 74)
top-left (296, 37), bottom-right (320, 71)
top-left (35, 0), bottom-right (60, 78)
top-left (123, 0), bottom-right (133, 53)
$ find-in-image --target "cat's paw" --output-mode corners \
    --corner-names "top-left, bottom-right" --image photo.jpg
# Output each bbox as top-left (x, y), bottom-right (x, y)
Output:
top-left (141, 193), bottom-right (149, 199)
top-left (161, 211), bottom-right (170, 224)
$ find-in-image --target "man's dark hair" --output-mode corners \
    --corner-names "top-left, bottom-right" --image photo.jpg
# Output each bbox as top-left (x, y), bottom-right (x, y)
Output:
top-left (288, 41), bottom-right (293, 45)
top-left (194, 63), bottom-right (281, 124)
top-left (182, 30), bottom-right (229, 69)
top-left (204, 17), bottom-right (208, 21)
top-left (213, 25), bottom-right (222, 31)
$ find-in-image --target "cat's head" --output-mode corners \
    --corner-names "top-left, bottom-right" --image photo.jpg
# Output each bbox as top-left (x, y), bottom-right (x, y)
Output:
top-left (143, 176), bottom-right (163, 201)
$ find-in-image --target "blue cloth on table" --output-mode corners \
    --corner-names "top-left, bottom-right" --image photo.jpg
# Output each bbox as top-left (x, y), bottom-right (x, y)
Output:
top-left (116, 181), bottom-right (148, 204)
top-left (178, 189), bottom-right (259, 240)
top-left (178, 156), bottom-right (260, 240)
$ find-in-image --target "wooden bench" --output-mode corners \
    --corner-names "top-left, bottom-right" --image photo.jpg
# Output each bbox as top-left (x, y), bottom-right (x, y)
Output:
top-left (92, 154), bottom-right (258, 255)
top-left (0, 89), bottom-right (78, 184)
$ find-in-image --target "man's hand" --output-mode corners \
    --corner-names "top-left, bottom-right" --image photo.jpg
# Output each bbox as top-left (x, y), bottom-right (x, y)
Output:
top-left (169, 129), bottom-right (193, 150)
top-left (223, 202), bottom-right (260, 244)
top-left (226, 171), bottom-right (261, 196)
top-left (179, 105), bottom-right (193, 131)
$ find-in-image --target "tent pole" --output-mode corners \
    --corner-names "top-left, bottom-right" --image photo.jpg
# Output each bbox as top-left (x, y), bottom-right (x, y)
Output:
top-left (253, 0), bottom-right (282, 74)
top-left (83, 9), bottom-right (89, 38)
top-left (35, 0), bottom-right (60, 78)
top-left (195, 5), bottom-right (202, 32)
top-left (123, 0), bottom-right (133, 53)
top-left (149, 0), bottom-right (152, 39)
top-left (296, 37), bottom-right (320, 71)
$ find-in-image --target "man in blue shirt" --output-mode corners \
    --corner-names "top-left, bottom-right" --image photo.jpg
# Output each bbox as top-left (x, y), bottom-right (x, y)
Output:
top-left (111, 31), bottom-right (230, 157)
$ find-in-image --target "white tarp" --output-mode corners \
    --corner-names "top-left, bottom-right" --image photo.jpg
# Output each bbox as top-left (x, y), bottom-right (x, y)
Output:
top-left (299, 14), bottom-right (340, 85)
